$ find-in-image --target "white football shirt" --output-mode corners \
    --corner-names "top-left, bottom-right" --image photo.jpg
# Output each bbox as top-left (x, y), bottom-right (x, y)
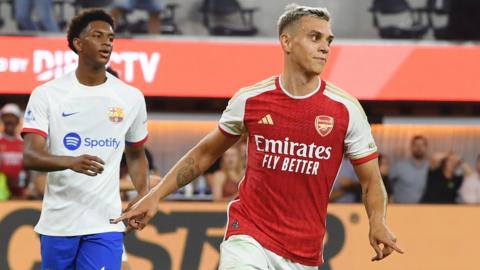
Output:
top-left (22, 71), bottom-right (148, 236)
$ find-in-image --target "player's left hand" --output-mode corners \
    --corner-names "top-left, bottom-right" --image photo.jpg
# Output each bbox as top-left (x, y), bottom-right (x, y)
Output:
top-left (369, 221), bottom-right (404, 261)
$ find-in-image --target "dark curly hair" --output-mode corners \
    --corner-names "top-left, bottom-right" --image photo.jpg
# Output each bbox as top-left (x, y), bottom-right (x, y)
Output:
top-left (67, 9), bottom-right (115, 54)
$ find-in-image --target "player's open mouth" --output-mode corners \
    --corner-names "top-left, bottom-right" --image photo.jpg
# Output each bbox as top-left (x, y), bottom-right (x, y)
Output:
top-left (99, 50), bottom-right (111, 58)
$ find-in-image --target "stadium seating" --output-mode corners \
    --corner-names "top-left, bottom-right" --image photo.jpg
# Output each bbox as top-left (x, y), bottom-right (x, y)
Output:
top-left (369, 0), bottom-right (429, 39)
top-left (199, 0), bottom-right (258, 36)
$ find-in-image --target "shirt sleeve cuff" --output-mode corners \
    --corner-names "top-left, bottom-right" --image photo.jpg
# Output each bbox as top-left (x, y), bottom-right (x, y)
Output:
top-left (21, 128), bottom-right (48, 138)
top-left (218, 125), bottom-right (241, 138)
top-left (350, 152), bottom-right (379, 165)
top-left (126, 134), bottom-right (148, 147)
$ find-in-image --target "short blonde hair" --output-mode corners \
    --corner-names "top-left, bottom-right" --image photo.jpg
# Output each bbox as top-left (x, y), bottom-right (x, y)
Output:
top-left (277, 3), bottom-right (330, 35)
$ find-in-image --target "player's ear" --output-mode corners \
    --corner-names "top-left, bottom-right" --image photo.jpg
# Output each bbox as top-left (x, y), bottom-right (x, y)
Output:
top-left (280, 32), bottom-right (292, 54)
top-left (73, 37), bottom-right (82, 53)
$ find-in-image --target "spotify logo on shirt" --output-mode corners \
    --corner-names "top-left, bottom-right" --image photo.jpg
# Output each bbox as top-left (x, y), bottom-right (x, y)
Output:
top-left (63, 132), bottom-right (121, 151)
top-left (63, 132), bottom-right (82, 150)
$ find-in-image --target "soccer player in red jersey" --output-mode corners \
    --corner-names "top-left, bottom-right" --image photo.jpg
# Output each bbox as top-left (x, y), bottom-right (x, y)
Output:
top-left (114, 3), bottom-right (403, 269)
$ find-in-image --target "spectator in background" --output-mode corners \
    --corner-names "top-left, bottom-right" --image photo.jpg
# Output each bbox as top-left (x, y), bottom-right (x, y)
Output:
top-left (421, 152), bottom-right (471, 204)
top-left (111, 0), bottom-right (162, 34)
top-left (0, 103), bottom-right (30, 199)
top-left (458, 154), bottom-right (480, 204)
top-left (14, 0), bottom-right (60, 32)
top-left (330, 157), bottom-right (361, 203)
top-left (378, 154), bottom-right (394, 203)
top-left (390, 135), bottom-right (429, 203)
top-left (458, 155), bottom-right (480, 204)
top-left (209, 146), bottom-right (244, 201)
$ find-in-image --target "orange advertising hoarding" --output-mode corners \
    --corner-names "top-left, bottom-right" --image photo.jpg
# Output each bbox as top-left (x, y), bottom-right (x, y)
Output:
top-left (0, 201), bottom-right (479, 270)
top-left (0, 36), bottom-right (478, 101)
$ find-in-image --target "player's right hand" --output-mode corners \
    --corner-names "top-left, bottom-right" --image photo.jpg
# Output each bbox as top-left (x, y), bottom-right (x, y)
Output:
top-left (369, 221), bottom-right (404, 261)
top-left (67, 154), bottom-right (105, 176)
top-left (111, 190), bottom-right (159, 231)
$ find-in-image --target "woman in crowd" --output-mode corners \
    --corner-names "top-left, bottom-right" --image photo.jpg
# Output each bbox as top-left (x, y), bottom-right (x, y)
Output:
top-left (209, 146), bottom-right (244, 202)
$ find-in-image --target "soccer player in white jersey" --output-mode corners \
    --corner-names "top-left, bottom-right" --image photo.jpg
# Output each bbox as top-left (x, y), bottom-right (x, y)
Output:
top-left (22, 9), bottom-right (150, 270)
top-left (114, 4), bottom-right (404, 269)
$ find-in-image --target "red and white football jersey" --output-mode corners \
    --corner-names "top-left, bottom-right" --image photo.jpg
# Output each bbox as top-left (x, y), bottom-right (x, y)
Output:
top-left (219, 76), bottom-right (378, 266)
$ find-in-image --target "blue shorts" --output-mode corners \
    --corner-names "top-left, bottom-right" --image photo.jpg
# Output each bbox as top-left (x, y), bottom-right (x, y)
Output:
top-left (40, 232), bottom-right (124, 270)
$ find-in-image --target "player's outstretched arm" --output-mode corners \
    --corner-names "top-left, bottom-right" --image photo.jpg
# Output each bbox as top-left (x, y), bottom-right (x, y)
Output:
top-left (112, 128), bottom-right (239, 229)
top-left (23, 133), bottom-right (104, 176)
top-left (353, 158), bottom-right (404, 261)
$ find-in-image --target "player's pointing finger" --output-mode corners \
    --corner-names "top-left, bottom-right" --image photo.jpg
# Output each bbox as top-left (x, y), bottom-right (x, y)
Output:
top-left (111, 211), bottom-right (134, 224)
top-left (385, 240), bottom-right (404, 254)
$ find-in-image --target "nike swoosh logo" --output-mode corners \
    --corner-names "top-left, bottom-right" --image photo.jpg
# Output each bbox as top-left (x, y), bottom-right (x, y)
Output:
top-left (62, 112), bottom-right (79, 117)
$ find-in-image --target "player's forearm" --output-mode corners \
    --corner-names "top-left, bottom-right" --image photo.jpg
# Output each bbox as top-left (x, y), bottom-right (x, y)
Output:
top-left (150, 129), bottom-right (235, 201)
top-left (354, 159), bottom-right (388, 225)
top-left (362, 176), bottom-right (388, 225)
top-left (23, 148), bottom-right (73, 172)
top-left (151, 145), bottom-right (218, 200)
top-left (125, 151), bottom-right (149, 195)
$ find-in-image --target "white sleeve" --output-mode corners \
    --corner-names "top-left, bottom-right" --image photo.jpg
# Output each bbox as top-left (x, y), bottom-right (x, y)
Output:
top-left (344, 102), bottom-right (378, 165)
top-left (22, 87), bottom-right (49, 137)
top-left (125, 95), bottom-right (148, 145)
top-left (218, 93), bottom-right (247, 136)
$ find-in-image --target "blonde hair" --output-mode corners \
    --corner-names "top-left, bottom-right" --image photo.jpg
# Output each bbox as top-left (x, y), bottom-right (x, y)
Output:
top-left (277, 3), bottom-right (330, 35)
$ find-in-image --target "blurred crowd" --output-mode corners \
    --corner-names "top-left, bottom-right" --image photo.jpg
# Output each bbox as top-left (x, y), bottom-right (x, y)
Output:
top-left (3, 0), bottom-right (168, 35)
top-left (2, 0), bottom-right (480, 41)
top-left (1, 102), bottom-right (480, 204)
top-left (332, 135), bottom-right (480, 204)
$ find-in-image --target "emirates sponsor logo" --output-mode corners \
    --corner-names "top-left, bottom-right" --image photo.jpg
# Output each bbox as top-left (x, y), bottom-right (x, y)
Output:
top-left (315, 115), bottom-right (334, 137)
top-left (254, 134), bottom-right (332, 175)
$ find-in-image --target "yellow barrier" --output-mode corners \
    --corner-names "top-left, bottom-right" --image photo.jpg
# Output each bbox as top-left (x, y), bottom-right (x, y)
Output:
top-left (0, 202), bottom-right (478, 270)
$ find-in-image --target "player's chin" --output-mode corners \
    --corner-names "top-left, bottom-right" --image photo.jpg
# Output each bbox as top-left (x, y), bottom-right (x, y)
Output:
top-left (96, 55), bottom-right (111, 65)
top-left (313, 64), bottom-right (325, 74)
top-left (307, 68), bottom-right (322, 76)
top-left (98, 58), bottom-right (110, 66)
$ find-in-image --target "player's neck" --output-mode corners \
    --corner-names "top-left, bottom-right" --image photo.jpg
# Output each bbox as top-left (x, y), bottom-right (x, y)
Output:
top-left (280, 69), bottom-right (320, 97)
top-left (75, 62), bottom-right (107, 87)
